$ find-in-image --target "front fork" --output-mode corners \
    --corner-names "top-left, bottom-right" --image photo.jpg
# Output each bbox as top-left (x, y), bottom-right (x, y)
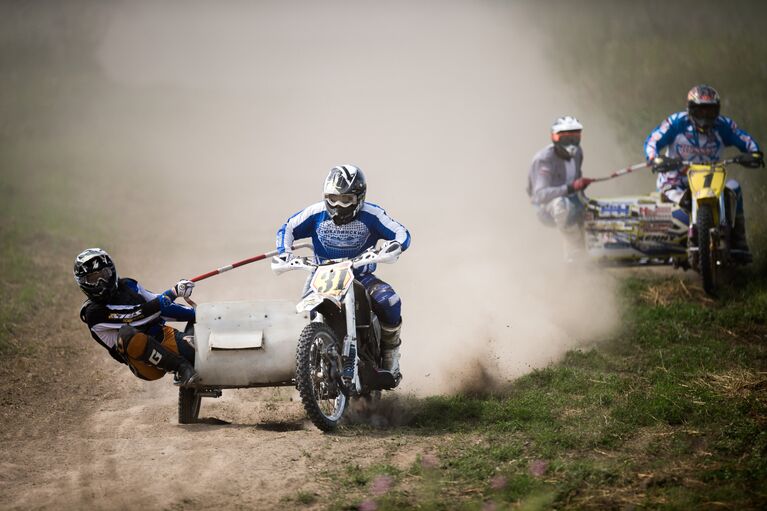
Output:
top-left (688, 195), bottom-right (727, 260)
top-left (341, 290), bottom-right (361, 394)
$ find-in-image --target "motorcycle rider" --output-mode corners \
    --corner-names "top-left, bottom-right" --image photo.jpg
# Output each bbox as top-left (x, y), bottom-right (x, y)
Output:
top-left (527, 116), bottom-right (594, 257)
top-left (74, 248), bottom-right (199, 386)
top-left (645, 84), bottom-right (764, 261)
top-left (276, 165), bottom-right (411, 380)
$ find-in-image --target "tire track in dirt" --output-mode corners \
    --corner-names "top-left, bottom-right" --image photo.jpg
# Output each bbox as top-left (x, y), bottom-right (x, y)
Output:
top-left (1, 332), bottom-right (432, 510)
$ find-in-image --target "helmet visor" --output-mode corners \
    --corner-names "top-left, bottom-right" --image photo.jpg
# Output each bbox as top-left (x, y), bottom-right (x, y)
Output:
top-left (82, 266), bottom-right (113, 286)
top-left (325, 193), bottom-right (358, 208)
top-left (689, 104), bottom-right (719, 126)
top-left (552, 131), bottom-right (581, 146)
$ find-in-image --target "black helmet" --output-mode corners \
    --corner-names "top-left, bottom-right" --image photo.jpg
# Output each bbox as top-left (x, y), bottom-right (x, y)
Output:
top-left (73, 248), bottom-right (118, 301)
top-left (323, 165), bottom-right (367, 225)
top-left (687, 85), bottom-right (720, 133)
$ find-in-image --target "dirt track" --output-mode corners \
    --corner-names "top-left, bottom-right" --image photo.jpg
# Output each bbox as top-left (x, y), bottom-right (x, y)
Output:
top-left (0, 321), bottom-right (436, 510)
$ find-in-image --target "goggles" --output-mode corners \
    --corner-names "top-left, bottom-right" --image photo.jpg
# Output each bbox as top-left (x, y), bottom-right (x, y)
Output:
top-left (552, 131), bottom-right (581, 146)
top-left (689, 104), bottom-right (719, 121)
top-left (325, 193), bottom-right (358, 208)
top-left (82, 266), bottom-right (113, 286)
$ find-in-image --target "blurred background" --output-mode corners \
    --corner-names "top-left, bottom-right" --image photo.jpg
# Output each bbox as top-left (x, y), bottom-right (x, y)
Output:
top-left (2, 0), bottom-right (766, 392)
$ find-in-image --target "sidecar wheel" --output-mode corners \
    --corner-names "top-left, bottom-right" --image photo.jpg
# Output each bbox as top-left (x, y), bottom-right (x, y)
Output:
top-left (178, 387), bottom-right (201, 424)
top-left (697, 204), bottom-right (718, 296)
top-left (295, 323), bottom-right (348, 432)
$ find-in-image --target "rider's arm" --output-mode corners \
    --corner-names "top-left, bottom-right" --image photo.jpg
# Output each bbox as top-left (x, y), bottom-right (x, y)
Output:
top-left (644, 112), bottom-right (686, 160)
top-left (359, 203), bottom-right (411, 251)
top-left (276, 202), bottom-right (325, 254)
top-left (126, 279), bottom-right (195, 323)
top-left (529, 158), bottom-right (568, 204)
top-left (715, 116), bottom-right (760, 153)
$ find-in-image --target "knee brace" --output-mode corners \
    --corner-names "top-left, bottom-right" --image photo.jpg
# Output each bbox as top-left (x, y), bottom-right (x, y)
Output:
top-left (368, 281), bottom-right (402, 325)
top-left (117, 324), bottom-right (184, 372)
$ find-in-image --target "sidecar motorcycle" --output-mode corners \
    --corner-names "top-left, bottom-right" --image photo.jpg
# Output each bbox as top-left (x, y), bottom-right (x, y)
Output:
top-left (583, 158), bottom-right (754, 295)
top-left (176, 243), bottom-right (402, 431)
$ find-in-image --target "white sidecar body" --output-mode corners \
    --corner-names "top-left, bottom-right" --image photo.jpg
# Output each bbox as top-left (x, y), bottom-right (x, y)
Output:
top-left (193, 300), bottom-right (309, 388)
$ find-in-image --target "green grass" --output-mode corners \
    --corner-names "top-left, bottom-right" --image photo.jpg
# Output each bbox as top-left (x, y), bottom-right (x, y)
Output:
top-left (326, 275), bottom-right (767, 510)
top-left (0, 143), bottom-right (105, 356)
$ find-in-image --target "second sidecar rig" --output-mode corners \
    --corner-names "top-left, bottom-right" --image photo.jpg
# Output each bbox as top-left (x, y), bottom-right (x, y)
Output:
top-left (582, 192), bottom-right (690, 267)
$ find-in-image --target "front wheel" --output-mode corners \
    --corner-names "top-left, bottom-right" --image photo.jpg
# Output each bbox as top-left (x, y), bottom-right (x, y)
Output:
top-left (295, 323), bottom-right (348, 432)
top-left (697, 204), bottom-right (718, 295)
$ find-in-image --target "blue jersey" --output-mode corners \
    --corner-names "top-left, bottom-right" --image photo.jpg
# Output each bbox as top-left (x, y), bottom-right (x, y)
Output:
top-left (644, 112), bottom-right (759, 191)
top-left (277, 201), bottom-right (411, 273)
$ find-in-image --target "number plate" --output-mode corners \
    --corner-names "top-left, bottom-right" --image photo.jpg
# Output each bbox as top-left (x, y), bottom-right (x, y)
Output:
top-left (310, 261), bottom-right (353, 297)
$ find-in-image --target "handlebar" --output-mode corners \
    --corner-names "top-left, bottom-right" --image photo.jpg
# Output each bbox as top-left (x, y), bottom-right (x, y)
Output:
top-left (652, 157), bottom-right (747, 174)
top-left (270, 243), bottom-right (402, 275)
top-left (679, 158), bottom-right (738, 167)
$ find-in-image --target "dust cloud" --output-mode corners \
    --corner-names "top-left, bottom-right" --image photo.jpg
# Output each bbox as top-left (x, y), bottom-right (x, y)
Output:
top-left (11, 1), bottom-right (633, 396)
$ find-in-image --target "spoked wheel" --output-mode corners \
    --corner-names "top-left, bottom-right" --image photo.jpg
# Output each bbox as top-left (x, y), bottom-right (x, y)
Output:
top-left (178, 387), bottom-right (201, 424)
top-left (295, 323), bottom-right (348, 432)
top-left (697, 204), bottom-right (718, 296)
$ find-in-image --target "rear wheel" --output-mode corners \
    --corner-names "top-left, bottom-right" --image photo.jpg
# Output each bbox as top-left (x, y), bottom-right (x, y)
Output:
top-left (697, 204), bottom-right (718, 295)
top-left (178, 387), bottom-right (201, 424)
top-left (295, 323), bottom-right (347, 432)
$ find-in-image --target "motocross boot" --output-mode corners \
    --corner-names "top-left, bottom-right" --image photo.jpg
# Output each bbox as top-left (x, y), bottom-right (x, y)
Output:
top-left (731, 214), bottom-right (752, 264)
top-left (117, 325), bottom-right (199, 386)
top-left (380, 320), bottom-right (402, 381)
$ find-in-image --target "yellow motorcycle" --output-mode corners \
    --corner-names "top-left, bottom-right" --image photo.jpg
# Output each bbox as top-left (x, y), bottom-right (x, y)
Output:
top-left (683, 157), bottom-right (752, 295)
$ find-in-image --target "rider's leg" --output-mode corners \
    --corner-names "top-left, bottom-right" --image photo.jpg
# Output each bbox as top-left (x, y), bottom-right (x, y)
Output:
top-left (726, 179), bottom-right (750, 258)
top-left (535, 205), bottom-right (556, 228)
top-left (117, 325), bottom-right (198, 385)
top-left (544, 195), bottom-right (585, 260)
top-left (357, 274), bottom-right (402, 376)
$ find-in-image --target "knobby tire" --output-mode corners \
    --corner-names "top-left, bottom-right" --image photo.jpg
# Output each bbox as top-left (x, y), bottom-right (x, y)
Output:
top-left (178, 387), bottom-right (201, 424)
top-left (697, 204), bottom-right (718, 295)
top-left (295, 322), bottom-right (347, 432)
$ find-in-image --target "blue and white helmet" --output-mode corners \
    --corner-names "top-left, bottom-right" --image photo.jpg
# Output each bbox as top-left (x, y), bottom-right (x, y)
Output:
top-left (323, 165), bottom-right (367, 225)
top-left (73, 248), bottom-right (118, 301)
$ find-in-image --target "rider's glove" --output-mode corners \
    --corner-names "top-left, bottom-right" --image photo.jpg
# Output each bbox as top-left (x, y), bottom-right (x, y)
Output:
top-left (173, 279), bottom-right (195, 299)
top-left (569, 177), bottom-right (593, 193)
top-left (736, 151), bottom-right (765, 169)
top-left (651, 155), bottom-right (682, 173)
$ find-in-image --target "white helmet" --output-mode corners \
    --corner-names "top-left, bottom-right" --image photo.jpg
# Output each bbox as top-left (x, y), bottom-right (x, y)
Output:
top-left (551, 115), bottom-right (583, 159)
top-left (551, 115), bottom-right (583, 134)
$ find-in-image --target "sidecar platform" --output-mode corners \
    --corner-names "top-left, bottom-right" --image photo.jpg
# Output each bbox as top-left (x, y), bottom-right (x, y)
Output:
top-left (192, 300), bottom-right (309, 388)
